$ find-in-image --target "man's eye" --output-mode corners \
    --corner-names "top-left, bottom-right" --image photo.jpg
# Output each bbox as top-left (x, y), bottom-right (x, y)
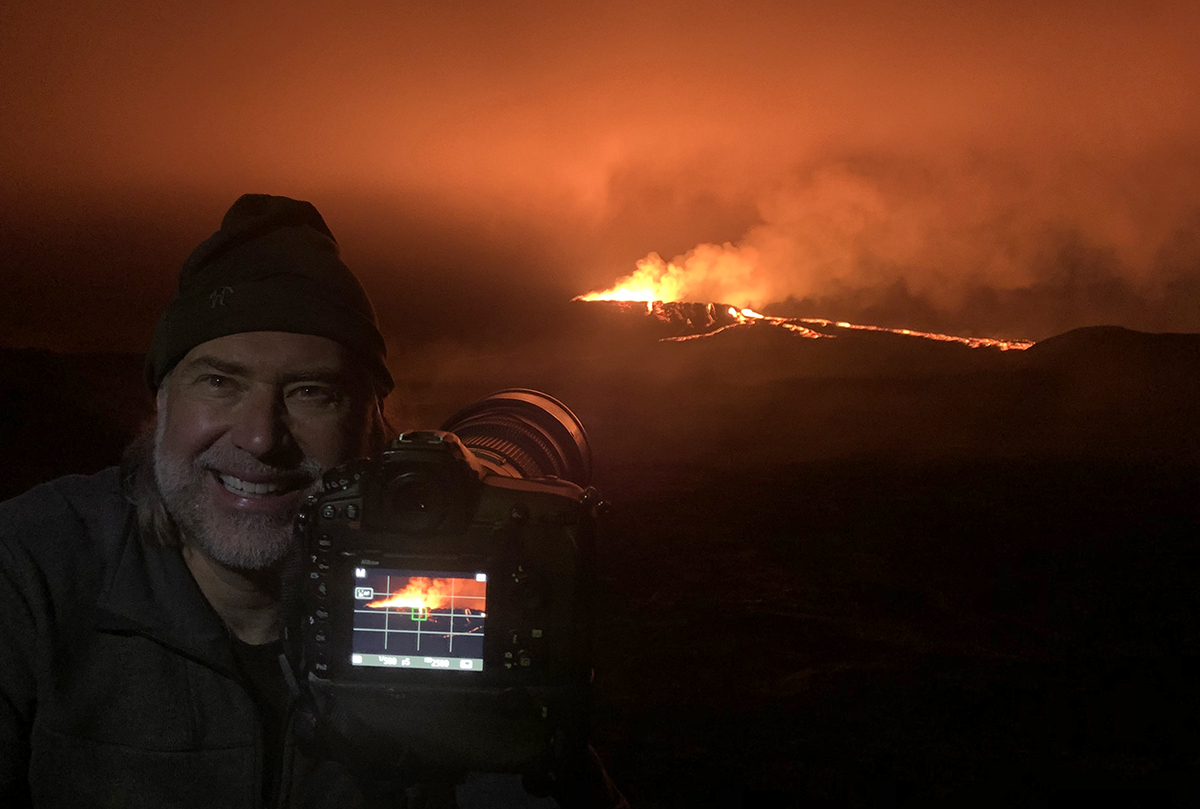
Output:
top-left (290, 385), bottom-right (341, 405)
top-left (192, 374), bottom-right (244, 397)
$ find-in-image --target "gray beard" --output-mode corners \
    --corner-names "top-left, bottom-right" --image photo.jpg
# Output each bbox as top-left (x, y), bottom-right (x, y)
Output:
top-left (153, 420), bottom-right (324, 571)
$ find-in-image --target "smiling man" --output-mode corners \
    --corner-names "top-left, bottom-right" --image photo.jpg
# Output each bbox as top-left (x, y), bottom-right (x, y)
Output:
top-left (136, 195), bottom-right (392, 659)
top-left (0, 196), bottom-right (624, 809)
top-left (153, 330), bottom-right (377, 645)
top-left (156, 332), bottom-right (363, 570)
top-left (0, 195), bottom-right (395, 807)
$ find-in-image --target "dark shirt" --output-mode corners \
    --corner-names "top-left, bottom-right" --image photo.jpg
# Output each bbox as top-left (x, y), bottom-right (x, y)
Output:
top-left (229, 637), bottom-right (289, 806)
top-left (0, 469), bottom-right (624, 808)
top-left (0, 469), bottom-right (272, 807)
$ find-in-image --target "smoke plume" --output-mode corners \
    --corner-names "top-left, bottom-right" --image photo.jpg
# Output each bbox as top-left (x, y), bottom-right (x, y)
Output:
top-left (3, 1), bottom-right (1200, 346)
top-left (586, 151), bottom-right (1200, 339)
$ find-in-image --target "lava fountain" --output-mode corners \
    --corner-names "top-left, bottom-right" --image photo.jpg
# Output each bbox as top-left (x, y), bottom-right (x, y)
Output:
top-left (575, 252), bottom-right (1034, 351)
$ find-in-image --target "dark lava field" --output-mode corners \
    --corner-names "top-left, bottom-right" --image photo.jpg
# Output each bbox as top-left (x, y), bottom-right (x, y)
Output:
top-left (3, 309), bottom-right (1199, 806)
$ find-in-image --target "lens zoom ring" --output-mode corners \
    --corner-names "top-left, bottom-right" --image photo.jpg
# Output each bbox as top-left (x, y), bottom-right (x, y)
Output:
top-left (462, 435), bottom-right (538, 477)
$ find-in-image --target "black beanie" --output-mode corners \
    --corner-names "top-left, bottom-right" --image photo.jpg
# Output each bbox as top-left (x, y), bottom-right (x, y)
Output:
top-left (145, 194), bottom-right (393, 395)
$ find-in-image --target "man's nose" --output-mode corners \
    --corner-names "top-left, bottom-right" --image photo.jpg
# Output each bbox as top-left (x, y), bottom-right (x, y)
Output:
top-left (228, 386), bottom-right (292, 459)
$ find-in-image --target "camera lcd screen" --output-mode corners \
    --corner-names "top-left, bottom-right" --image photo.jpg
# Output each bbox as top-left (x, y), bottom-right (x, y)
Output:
top-left (349, 568), bottom-right (487, 672)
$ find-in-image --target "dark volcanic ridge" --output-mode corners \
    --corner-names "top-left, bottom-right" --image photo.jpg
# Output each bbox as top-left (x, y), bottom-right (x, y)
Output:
top-left (564, 299), bottom-right (1200, 385)
top-left (5, 313), bottom-right (1197, 806)
top-left (4, 310), bottom-right (1199, 499)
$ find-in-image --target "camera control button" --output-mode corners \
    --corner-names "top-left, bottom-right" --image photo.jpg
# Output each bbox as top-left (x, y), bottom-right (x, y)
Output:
top-left (515, 577), bottom-right (549, 612)
top-left (345, 503), bottom-right (359, 519)
top-left (320, 504), bottom-right (338, 519)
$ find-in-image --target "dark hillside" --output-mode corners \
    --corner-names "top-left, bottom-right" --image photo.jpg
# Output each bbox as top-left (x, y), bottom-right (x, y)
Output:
top-left (2, 324), bottom-right (1198, 805)
top-left (1, 348), bottom-right (150, 499)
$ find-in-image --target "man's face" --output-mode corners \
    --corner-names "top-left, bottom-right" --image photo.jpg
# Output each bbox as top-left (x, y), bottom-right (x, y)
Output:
top-left (154, 331), bottom-right (372, 571)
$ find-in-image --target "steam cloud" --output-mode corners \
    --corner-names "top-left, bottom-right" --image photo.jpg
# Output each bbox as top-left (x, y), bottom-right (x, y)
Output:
top-left (589, 152), bottom-right (1200, 340)
top-left (3, 2), bottom-right (1200, 346)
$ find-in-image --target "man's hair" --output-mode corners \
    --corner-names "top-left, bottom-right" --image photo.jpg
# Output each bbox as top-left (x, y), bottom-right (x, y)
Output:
top-left (121, 399), bottom-right (390, 548)
top-left (121, 424), bottom-right (180, 548)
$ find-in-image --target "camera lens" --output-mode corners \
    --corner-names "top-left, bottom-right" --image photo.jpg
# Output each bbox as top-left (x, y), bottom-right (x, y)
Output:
top-left (440, 389), bottom-right (592, 485)
top-left (386, 472), bottom-right (450, 532)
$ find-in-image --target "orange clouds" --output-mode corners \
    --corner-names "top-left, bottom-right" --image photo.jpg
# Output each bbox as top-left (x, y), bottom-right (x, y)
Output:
top-left (2, 0), bottom-right (1200, 345)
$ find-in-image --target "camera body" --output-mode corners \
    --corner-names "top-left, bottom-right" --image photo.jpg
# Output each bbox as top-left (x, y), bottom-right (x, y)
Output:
top-left (292, 421), bottom-right (598, 776)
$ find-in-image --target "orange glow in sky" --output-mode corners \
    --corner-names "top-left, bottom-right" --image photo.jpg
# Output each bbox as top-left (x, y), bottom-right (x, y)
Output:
top-left (3, 1), bottom-right (1200, 347)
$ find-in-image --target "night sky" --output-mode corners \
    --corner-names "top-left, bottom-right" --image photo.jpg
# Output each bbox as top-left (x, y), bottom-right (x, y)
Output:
top-left (3, 0), bottom-right (1200, 351)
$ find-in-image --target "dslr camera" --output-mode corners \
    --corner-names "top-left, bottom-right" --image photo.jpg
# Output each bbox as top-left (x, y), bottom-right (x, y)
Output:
top-left (287, 390), bottom-right (600, 779)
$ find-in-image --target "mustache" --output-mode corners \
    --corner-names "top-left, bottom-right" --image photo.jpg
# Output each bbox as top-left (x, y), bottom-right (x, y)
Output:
top-left (192, 445), bottom-right (326, 485)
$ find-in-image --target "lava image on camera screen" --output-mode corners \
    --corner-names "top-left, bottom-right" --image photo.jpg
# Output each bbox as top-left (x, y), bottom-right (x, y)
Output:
top-left (350, 568), bottom-right (487, 672)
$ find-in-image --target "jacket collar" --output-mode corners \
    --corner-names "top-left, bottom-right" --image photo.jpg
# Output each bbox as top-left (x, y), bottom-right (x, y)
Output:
top-left (95, 518), bottom-right (238, 675)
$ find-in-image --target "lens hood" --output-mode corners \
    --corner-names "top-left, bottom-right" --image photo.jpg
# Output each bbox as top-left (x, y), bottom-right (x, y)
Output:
top-left (440, 389), bottom-right (592, 486)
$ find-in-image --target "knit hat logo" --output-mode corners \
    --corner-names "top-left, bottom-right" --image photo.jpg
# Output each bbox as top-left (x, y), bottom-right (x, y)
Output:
top-left (209, 286), bottom-right (234, 309)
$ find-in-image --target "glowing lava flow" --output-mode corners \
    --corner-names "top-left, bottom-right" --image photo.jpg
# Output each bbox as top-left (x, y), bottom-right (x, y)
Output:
top-left (580, 298), bottom-right (1035, 349)
top-left (798, 318), bottom-right (1034, 351)
top-left (576, 257), bottom-right (1033, 349)
top-left (669, 306), bottom-right (1033, 348)
top-left (365, 577), bottom-right (487, 615)
top-left (660, 305), bottom-right (831, 342)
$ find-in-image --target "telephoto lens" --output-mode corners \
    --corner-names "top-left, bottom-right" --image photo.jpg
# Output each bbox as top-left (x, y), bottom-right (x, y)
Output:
top-left (440, 389), bottom-right (592, 485)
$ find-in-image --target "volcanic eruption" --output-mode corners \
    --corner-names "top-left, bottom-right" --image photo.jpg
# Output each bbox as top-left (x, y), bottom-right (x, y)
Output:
top-left (574, 251), bottom-right (1035, 350)
top-left (365, 575), bottom-right (488, 616)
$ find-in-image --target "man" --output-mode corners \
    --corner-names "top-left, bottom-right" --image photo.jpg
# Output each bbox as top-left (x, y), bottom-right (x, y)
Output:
top-left (0, 195), bottom-right (619, 807)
